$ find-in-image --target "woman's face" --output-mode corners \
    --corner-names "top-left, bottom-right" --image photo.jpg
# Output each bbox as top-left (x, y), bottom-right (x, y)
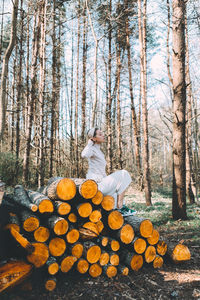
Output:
top-left (93, 130), bottom-right (105, 144)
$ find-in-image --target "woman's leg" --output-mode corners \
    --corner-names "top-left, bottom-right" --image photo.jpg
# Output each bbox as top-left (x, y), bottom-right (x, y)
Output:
top-left (117, 190), bottom-right (125, 209)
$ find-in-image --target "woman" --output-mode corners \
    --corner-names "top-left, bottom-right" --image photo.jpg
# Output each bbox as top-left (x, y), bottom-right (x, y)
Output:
top-left (81, 127), bottom-right (135, 216)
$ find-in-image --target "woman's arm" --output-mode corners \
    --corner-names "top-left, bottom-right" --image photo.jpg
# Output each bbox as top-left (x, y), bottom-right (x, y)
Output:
top-left (81, 139), bottom-right (94, 159)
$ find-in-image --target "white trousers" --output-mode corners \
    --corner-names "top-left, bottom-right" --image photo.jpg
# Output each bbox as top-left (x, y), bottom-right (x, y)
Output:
top-left (98, 170), bottom-right (132, 208)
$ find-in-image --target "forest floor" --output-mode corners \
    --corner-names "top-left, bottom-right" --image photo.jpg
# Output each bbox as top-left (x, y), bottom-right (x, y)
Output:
top-left (1, 185), bottom-right (200, 300)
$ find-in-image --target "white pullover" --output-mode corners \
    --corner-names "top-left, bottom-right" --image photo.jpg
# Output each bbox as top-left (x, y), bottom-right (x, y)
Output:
top-left (81, 140), bottom-right (107, 182)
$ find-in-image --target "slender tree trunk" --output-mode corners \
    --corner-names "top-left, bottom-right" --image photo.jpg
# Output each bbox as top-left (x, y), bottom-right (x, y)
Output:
top-left (138, 0), bottom-right (151, 205)
top-left (116, 28), bottom-right (123, 169)
top-left (172, 0), bottom-right (187, 220)
top-left (10, 53), bottom-right (16, 153)
top-left (86, 0), bottom-right (99, 127)
top-left (23, 10), bottom-right (40, 184)
top-left (81, 2), bottom-right (87, 145)
top-left (166, 0), bottom-right (173, 87)
top-left (75, 0), bottom-right (80, 177)
top-left (0, 0), bottom-right (5, 66)
top-left (15, 0), bottom-right (24, 178)
top-left (185, 13), bottom-right (195, 204)
top-left (50, 0), bottom-right (56, 178)
top-left (70, 16), bottom-right (74, 176)
top-left (125, 0), bottom-right (142, 185)
top-left (0, 0), bottom-right (19, 142)
top-left (38, 0), bottom-right (47, 187)
top-left (106, 0), bottom-right (113, 174)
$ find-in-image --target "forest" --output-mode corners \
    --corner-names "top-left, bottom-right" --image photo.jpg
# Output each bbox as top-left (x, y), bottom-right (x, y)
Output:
top-left (0, 0), bottom-right (200, 222)
top-left (0, 0), bottom-right (200, 298)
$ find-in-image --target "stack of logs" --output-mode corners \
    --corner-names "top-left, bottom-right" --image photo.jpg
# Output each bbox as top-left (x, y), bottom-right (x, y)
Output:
top-left (0, 177), bottom-right (191, 292)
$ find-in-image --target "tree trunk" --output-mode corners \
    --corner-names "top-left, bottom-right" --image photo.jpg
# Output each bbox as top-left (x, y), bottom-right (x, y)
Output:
top-left (23, 10), bottom-right (40, 184)
top-left (106, 0), bottom-right (113, 174)
top-left (15, 0), bottom-right (24, 178)
top-left (185, 12), bottom-right (195, 204)
top-left (125, 0), bottom-right (142, 186)
top-left (138, 0), bottom-right (151, 205)
top-left (50, 0), bottom-right (57, 178)
top-left (81, 2), bottom-right (88, 147)
top-left (38, 0), bottom-right (47, 187)
top-left (0, 0), bottom-right (19, 142)
top-left (75, 0), bottom-right (81, 177)
top-left (172, 0), bottom-right (187, 220)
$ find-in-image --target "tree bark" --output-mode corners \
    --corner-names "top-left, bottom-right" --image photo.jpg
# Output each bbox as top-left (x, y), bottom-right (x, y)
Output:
top-left (172, 0), bottom-right (187, 220)
top-left (125, 0), bottom-right (142, 185)
top-left (23, 9), bottom-right (40, 184)
top-left (185, 12), bottom-right (195, 204)
top-left (0, 0), bottom-right (19, 142)
top-left (138, 0), bottom-right (151, 205)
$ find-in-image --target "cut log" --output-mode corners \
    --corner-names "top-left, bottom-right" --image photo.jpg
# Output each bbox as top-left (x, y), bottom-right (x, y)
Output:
top-left (46, 257), bottom-right (59, 275)
top-left (47, 216), bottom-right (68, 236)
top-left (4, 213), bottom-right (20, 232)
top-left (20, 211), bottom-right (40, 232)
top-left (77, 202), bottom-right (92, 218)
top-left (47, 177), bottom-right (76, 201)
top-left (9, 227), bottom-right (34, 254)
top-left (82, 222), bottom-right (99, 236)
top-left (27, 242), bottom-right (49, 268)
top-left (118, 265), bottom-right (129, 276)
top-left (77, 179), bottom-right (98, 199)
top-left (34, 226), bottom-right (50, 243)
top-left (0, 260), bottom-right (32, 293)
top-left (101, 195), bottom-right (115, 211)
top-left (14, 185), bottom-right (38, 212)
top-left (110, 239), bottom-right (120, 251)
top-left (98, 236), bottom-right (109, 247)
top-left (99, 251), bottom-right (109, 266)
top-left (124, 216), bottom-right (153, 238)
top-left (156, 240), bottom-right (168, 256)
top-left (153, 255), bottom-right (164, 269)
top-left (66, 228), bottom-right (80, 244)
top-left (83, 241), bottom-right (101, 264)
top-left (147, 229), bottom-right (160, 245)
top-left (121, 249), bottom-right (143, 271)
top-left (103, 265), bottom-right (117, 278)
top-left (117, 223), bottom-right (134, 244)
top-left (48, 237), bottom-right (66, 257)
top-left (68, 213), bottom-right (77, 223)
top-left (89, 209), bottom-right (102, 223)
top-left (91, 190), bottom-right (103, 205)
top-left (60, 256), bottom-right (77, 273)
top-left (109, 252), bottom-right (119, 266)
top-left (71, 242), bottom-right (83, 259)
top-left (77, 258), bottom-right (89, 274)
top-left (167, 243), bottom-right (191, 263)
top-left (133, 237), bottom-right (147, 254)
top-left (96, 220), bottom-right (104, 234)
top-left (89, 263), bottom-right (102, 278)
top-left (54, 201), bottom-right (71, 216)
top-left (144, 245), bottom-right (156, 263)
top-left (79, 227), bottom-right (98, 240)
top-left (108, 210), bottom-right (124, 230)
top-left (27, 190), bottom-right (54, 214)
top-left (45, 277), bottom-right (57, 291)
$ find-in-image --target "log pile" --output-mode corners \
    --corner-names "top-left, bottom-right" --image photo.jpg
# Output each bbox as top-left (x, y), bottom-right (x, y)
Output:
top-left (0, 178), bottom-right (191, 292)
